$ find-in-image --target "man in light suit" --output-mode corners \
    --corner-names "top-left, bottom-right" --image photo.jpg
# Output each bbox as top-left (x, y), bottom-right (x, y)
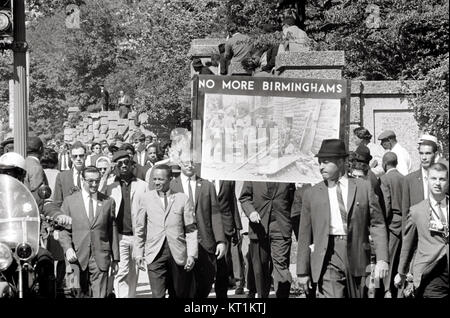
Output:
top-left (58, 166), bottom-right (120, 298)
top-left (240, 181), bottom-right (296, 298)
top-left (106, 150), bottom-right (148, 298)
top-left (135, 165), bottom-right (197, 298)
top-left (297, 139), bottom-right (389, 298)
top-left (379, 152), bottom-right (405, 297)
top-left (54, 141), bottom-right (87, 206)
top-left (170, 159), bottom-right (226, 298)
top-left (395, 163), bottom-right (449, 298)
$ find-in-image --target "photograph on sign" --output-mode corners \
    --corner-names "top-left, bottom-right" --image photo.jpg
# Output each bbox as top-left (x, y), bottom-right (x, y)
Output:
top-left (197, 76), bottom-right (347, 184)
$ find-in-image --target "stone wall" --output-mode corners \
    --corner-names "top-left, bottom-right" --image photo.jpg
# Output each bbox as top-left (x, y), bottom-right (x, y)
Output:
top-left (64, 110), bottom-right (137, 146)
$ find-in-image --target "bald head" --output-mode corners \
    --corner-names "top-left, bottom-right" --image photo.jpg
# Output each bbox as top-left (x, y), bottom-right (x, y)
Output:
top-left (382, 151), bottom-right (398, 171)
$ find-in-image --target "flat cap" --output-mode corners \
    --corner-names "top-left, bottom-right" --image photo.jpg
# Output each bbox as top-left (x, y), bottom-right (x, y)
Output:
top-left (112, 150), bottom-right (130, 162)
top-left (377, 130), bottom-right (396, 140)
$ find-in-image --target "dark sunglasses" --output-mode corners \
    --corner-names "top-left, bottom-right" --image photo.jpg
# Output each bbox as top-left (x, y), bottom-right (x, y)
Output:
top-left (84, 179), bottom-right (101, 185)
top-left (72, 154), bottom-right (85, 158)
top-left (116, 159), bottom-right (130, 167)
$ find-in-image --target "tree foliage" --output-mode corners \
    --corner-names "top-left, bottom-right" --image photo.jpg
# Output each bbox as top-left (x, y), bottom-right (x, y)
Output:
top-left (0, 0), bottom-right (448, 144)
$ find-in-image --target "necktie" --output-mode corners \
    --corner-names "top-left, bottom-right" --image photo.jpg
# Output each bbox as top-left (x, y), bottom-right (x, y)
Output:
top-left (424, 174), bottom-right (429, 199)
top-left (164, 192), bottom-right (168, 210)
top-left (436, 201), bottom-right (447, 223)
top-left (77, 171), bottom-right (81, 188)
top-left (336, 181), bottom-right (347, 233)
top-left (188, 177), bottom-right (194, 206)
top-left (88, 196), bottom-right (94, 224)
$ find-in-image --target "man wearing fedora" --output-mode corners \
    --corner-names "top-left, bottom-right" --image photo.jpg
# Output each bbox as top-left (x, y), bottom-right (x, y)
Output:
top-left (297, 139), bottom-right (389, 298)
top-left (378, 130), bottom-right (412, 176)
top-left (349, 145), bottom-right (385, 214)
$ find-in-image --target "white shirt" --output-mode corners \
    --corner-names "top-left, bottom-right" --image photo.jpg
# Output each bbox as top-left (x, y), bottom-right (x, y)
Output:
top-left (73, 168), bottom-right (82, 187)
top-left (391, 143), bottom-right (412, 176)
top-left (209, 179), bottom-right (221, 195)
top-left (367, 142), bottom-right (385, 178)
top-left (180, 173), bottom-right (197, 203)
top-left (421, 167), bottom-right (429, 199)
top-left (429, 195), bottom-right (448, 224)
top-left (81, 188), bottom-right (97, 219)
top-left (328, 175), bottom-right (349, 235)
top-left (158, 190), bottom-right (171, 209)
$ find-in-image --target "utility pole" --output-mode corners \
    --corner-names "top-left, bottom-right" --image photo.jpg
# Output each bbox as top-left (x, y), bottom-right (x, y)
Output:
top-left (12, 0), bottom-right (28, 156)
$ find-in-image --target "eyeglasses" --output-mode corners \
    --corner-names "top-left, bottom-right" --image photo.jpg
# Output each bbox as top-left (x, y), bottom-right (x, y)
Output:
top-left (116, 159), bottom-right (130, 167)
top-left (72, 154), bottom-right (85, 158)
top-left (84, 179), bottom-right (100, 185)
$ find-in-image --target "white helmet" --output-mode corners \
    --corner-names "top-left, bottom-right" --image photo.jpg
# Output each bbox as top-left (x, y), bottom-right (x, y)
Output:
top-left (0, 152), bottom-right (26, 171)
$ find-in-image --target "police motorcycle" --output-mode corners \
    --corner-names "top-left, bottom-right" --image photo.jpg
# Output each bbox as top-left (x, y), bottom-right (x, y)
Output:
top-left (0, 152), bottom-right (67, 298)
top-left (0, 173), bottom-right (42, 298)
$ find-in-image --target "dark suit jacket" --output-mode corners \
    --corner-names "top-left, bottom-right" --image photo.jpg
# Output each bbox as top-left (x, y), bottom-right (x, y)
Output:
top-left (402, 169), bottom-right (424, 236)
top-left (398, 198), bottom-right (449, 288)
top-left (239, 182), bottom-right (295, 240)
top-left (53, 169), bottom-right (77, 207)
top-left (296, 178), bottom-right (389, 282)
top-left (380, 168), bottom-right (405, 237)
top-left (217, 181), bottom-right (242, 236)
top-left (58, 191), bottom-right (120, 272)
top-left (24, 156), bottom-right (48, 204)
top-left (133, 162), bottom-right (149, 181)
top-left (170, 176), bottom-right (226, 254)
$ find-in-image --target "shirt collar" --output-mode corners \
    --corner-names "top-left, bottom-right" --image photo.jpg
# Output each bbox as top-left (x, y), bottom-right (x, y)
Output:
top-left (429, 195), bottom-right (448, 209)
top-left (180, 173), bottom-right (196, 183)
top-left (28, 155), bottom-right (40, 162)
top-left (157, 189), bottom-right (171, 197)
top-left (421, 167), bottom-right (428, 179)
top-left (81, 187), bottom-right (97, 200)
top-left (386, 168), bottom-right (397, 174)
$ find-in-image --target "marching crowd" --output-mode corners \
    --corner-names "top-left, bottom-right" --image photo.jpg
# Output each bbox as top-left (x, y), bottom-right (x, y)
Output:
top-left (0, 125), bottom-right (448, 299)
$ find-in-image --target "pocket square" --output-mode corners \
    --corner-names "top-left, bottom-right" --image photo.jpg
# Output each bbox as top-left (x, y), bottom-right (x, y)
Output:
top-left (309, 244), bottom-right (314, 253)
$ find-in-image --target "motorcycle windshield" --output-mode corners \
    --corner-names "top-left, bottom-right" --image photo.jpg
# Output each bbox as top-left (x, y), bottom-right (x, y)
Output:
top-left (0, 174), bottom-right (40, 258)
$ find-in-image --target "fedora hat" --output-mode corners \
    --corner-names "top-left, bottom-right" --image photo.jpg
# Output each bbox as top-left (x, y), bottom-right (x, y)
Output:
top-left (352, 145), bottom-right (372, 164)
top-left (315, 139), bottom-right (348, 158)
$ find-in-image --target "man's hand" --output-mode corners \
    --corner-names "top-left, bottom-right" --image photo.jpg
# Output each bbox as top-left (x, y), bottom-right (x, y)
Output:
top-left (136, 257), bottom-right (146, 271)
top-left (394, 273), bottom-right (406, 288)
top-left (215, 242), bottom-right (226, 260)
top-left (374, 260), bottom-right (389, 279)
top-left (111, 260), bottom-right (119, 275)
top-left (55, 215), bottom-right (72, 227)
top-left (184, 256), bottom-right (195, 272)
top-left (298, 275), bottom-right (312, 295)
top-left (65, 248), bottom-right (78, 263)
top-left (249, 211), bottom-right (261, 223)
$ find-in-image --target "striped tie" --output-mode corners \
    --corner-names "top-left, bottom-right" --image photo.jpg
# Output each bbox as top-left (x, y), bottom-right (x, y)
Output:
top-left (336, 181), bottom-right (347, 233)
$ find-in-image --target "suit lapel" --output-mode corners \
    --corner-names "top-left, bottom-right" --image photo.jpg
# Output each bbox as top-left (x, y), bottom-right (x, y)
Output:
top-left (318, 182), bottom-right (331, 231)
top-left (347, 178), bottom-right (356, 215)
top-left (418, 170), bottom-right (424, 197)
top-left (195, 178), bottom-right (202, 210)
top-left (172, 177), bottom-right (184, 193)
top-left (110, 182), bottom-right (122, 217)
top-left (74, 192), bottom-right (90, 225)
top-left (91, 194), bottom-right (104, 228)
top-left (165, 192), bottom-right (176, 218)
